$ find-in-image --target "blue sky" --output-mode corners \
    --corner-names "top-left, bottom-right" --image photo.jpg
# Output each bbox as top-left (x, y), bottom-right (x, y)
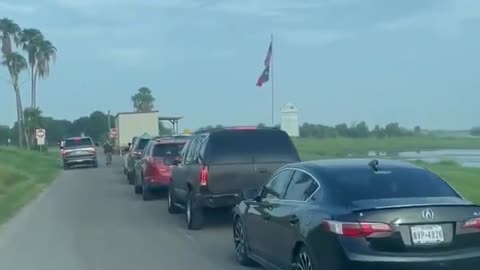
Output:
top-left (1, 0), bottom-right (479, 130)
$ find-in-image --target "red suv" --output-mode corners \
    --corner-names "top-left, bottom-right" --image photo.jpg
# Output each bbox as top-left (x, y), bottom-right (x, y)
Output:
top-left (133, 137), bottom-right (187, 200)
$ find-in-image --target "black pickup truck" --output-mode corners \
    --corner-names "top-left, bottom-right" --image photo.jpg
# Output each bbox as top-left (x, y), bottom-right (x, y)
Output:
top-left (167, 127), bottom-right (301, 230)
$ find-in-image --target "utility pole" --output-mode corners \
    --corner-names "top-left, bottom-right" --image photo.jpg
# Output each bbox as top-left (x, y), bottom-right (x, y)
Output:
top-left (107, 110), bottom-right (111, 130)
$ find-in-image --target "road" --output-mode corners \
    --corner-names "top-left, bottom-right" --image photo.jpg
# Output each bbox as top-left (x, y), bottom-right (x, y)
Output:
top-left (0, 156), bottom-right (255, 270)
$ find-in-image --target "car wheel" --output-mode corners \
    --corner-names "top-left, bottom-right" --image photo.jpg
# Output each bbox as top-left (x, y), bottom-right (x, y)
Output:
top-left (127, 171), bottom-right (134, 185)
top-left (93, 161), bottom-right (98, 168)
top-left (134, 183), bottom-right (142, 194)
top-left (167, 185), bottom-right (181, 214)
top-left (186, 192), bottom-right (204, 230)
top-left (295, 246), bottom-right (317, 270)
top-left (142, 180), bottom-right (153, 201)
top-left (233, 217), bottom-right (254, 266)
top-left (63, 164), bottom-right (69, 170)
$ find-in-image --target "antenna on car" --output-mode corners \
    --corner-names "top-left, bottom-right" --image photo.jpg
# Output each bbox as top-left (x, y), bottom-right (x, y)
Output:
top-left (369, 159), bottom-right (379, 171)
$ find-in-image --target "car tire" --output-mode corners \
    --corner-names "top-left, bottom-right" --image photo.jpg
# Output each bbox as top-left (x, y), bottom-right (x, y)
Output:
top-left (63, 164), bottom-right (69, 170)
top-left (233, 217), bottom-right (255, 266)
top-left (167, 185), bottom-right (181, 214)
top-left (127, 171), bottom-right (134, 185)
top-left (186, 191), bottom-right (204, 230)
top-left (134, 184), bottom-right (142, 194)
top-left (93, 161), bottom-right (98, 168)
top-left (142, 180), bottom-right (153, 201)
top-left (294, 245), bottom-right (319, 270)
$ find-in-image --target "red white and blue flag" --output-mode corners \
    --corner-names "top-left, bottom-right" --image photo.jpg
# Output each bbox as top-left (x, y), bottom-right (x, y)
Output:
top-left (256, 65), bottom-right (270, 87)
top-left (256, 40), bottom-right (272, 88)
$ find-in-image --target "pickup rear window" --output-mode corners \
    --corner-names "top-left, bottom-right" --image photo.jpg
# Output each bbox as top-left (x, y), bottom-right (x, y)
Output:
top-left (64, 138), bottom-right (93, 148)
top-left (208, 130), bottom-right (299, 164)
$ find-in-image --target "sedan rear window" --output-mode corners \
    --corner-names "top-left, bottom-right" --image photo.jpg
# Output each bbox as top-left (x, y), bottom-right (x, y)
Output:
top-left (64, 138), bottom-right (93, 148)
top-left (327, 168), bottom-right (459, 202)
top-left (153, 143), bottom-right (185, 157)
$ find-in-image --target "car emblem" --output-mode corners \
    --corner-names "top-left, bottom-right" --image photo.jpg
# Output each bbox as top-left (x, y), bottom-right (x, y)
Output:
top-left (422, 208), bottom-right (435, 221)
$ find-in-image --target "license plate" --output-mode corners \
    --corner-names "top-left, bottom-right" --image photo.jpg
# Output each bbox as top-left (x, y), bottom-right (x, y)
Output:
top-left (411, 225), bottom-right (444, 245)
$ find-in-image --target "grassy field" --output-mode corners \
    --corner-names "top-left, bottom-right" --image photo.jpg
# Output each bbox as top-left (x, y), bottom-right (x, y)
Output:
top-left (294, 136), bottom-right (480, 160)
top-left (0, 147), bottom-right (60, 225)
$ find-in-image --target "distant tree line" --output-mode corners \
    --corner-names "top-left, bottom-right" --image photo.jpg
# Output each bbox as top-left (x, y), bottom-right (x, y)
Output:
top-left (470, 127), bottom-right (480, 136)
top-left (0, 109), bottom-right (170, 146)
top-left (196, 122), bottom-right (423, 138)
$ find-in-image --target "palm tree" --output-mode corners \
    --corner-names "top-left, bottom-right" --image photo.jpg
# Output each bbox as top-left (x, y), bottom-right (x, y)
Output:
top-left (34, 39), bottom-right (56, 107)
top-left (20, 28), bottom-right (43, 108)
top-left (24, 107), bottom-right (43, 148)
top-left (0, 18), bottom-right (26, 147)
top-left (0, 18), bottom-right (21, 55)
top-left (1, 52), bottom-right (28, 148)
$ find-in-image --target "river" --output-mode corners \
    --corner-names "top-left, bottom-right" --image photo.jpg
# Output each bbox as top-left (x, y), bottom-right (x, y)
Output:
top-left (367, 149), bottom-right (480, 168)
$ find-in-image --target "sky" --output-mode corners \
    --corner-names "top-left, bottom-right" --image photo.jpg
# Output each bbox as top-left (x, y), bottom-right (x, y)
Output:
top-left (0, 0), bottom-right (479, 131)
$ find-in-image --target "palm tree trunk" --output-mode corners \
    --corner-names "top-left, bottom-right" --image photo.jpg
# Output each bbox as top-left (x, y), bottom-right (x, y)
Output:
top-left (33, 68), bottom-right (38, 108)
top-left (31, 65), bottom-right (35, 108)
top-left (14, 85), bottom-right (23, 148)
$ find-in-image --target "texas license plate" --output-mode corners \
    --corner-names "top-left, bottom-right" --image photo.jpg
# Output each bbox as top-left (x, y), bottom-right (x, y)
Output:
top-left (411, 225), bottom-right (445, 245)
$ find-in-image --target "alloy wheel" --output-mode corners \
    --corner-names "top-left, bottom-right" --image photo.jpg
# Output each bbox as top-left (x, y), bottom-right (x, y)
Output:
top-left (296, 249), bottom-right (313, 270)
top-left (233, 220), bottom-right (246, 259)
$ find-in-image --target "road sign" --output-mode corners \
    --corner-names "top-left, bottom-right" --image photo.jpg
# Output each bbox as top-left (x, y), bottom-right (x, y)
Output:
top-left (36, 129), bottom-right (46, 146)
top-left (109, 128), bottom-right (118, 139)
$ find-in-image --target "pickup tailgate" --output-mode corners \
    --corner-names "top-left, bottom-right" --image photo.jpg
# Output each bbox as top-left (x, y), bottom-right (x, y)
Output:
top-left (206, 161), bottom-right (290, 195)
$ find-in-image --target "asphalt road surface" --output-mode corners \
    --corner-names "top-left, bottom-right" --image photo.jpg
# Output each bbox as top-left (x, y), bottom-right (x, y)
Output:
top-left (0, 156), bottom-right (255, 270)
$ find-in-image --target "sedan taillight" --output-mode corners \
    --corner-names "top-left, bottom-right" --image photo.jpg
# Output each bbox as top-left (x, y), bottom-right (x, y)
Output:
top-left (463, 218), bottom-right (480, 229)
top-left (322, 220), bottom-right (393, 237)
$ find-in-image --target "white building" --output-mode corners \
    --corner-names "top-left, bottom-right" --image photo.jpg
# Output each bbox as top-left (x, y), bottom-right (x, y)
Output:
top-left (280, 103), bottom-right (299, 137)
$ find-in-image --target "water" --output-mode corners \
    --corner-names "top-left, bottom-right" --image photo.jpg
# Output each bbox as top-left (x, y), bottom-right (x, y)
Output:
top-left (367, 149), bottom-right (480, 168)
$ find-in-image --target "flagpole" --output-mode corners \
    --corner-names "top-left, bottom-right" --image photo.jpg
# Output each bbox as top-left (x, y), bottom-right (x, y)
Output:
top-left (270, 33), bottom-right (274, 126)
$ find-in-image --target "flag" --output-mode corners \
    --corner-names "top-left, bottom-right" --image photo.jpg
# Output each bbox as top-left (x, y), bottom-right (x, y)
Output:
top-left (256, 65), bottom-right (270, 87)
top-left (264, 41), bottom-right (272, 67)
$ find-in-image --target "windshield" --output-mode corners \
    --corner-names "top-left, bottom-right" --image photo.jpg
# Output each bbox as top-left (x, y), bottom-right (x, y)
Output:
top-left (152, 143), bottom-right (185, 157)
top-left (327, 168), bottom-right (460, 203)
top-left (64, 138), bottom-right (93, 148)
top-left (135, 139), bottom-right (150, 151)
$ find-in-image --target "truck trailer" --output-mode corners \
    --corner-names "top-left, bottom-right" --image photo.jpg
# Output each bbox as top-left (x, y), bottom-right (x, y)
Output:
top-left (115, 111), bottom-right (159, 148)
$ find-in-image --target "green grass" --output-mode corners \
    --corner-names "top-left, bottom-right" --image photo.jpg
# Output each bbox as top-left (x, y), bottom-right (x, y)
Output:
top-left (0, 147), bottom-right (60, 225)
top-left (294, 136), bottom-right (480, 160)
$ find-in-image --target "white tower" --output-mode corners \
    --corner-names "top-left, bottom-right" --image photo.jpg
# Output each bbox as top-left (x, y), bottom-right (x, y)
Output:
top-left (280, 103), bottom-right (299, 137)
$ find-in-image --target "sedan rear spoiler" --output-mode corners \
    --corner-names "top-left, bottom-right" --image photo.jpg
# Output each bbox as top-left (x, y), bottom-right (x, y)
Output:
top-left (349, 197), bottom-right (476, 212)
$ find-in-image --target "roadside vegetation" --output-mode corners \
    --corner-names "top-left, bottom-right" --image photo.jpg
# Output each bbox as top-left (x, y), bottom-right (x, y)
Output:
top-left (0, 147), bottom-right (59, 224)
top-left (294, 136), bottom-right (480, 160)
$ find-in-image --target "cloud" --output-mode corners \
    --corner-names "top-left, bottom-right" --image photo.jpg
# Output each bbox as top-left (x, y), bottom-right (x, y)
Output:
top-left (103, 47), bottom-right (150, 67)
top-left (278, 29), bottom-right (352, 46)
top-left (0, 1), bottom-right (37, 14)
top-left (53, 0), bottom-right (201, 9)
top-left (375, 0), bottom-right (480, 34)
top-left (206, 0), bottom-right (349, 17)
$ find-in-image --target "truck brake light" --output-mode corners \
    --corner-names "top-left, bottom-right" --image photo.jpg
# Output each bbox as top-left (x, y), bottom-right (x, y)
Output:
top-left (200, 166), bottom-right (208, 186)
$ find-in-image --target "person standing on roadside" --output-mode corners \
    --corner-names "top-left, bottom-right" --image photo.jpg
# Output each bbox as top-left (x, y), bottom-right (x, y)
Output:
top-left (103, 140), bottom-right (113, 165)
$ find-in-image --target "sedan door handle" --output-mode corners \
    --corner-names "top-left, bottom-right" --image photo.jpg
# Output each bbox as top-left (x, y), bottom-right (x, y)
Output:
top-left (289, 215), bottom-right (299, 225)
top-left (256, 168), bottom-right (268, 173)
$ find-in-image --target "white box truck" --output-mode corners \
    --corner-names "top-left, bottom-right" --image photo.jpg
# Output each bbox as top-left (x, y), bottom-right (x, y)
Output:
top-left (115, 111), bottom-right (159, 148)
